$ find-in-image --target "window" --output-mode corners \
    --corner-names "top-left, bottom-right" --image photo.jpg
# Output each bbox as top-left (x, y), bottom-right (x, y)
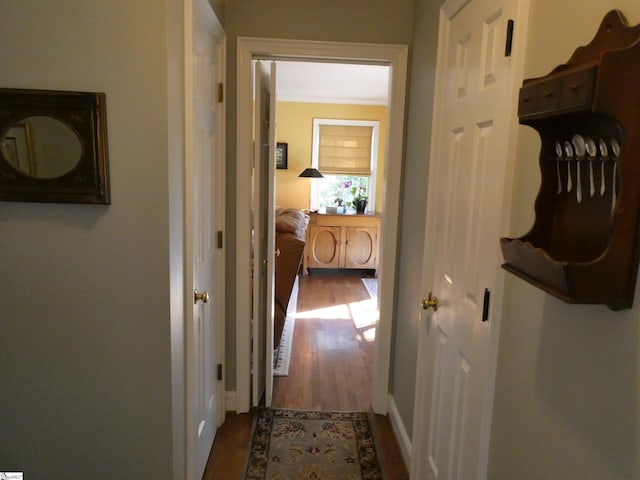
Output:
top-left (310, 118), bottom-right (379, 211)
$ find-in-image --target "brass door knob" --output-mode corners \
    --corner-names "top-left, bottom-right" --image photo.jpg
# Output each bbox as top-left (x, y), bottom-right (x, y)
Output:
top-left (422, 292), bottom-right (438, 312)
top-left (194, 289), bottom-right (210, 304)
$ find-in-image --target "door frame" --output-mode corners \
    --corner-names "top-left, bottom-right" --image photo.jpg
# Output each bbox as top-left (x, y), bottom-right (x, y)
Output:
top-left (235, 37), bottom-right (408, 414)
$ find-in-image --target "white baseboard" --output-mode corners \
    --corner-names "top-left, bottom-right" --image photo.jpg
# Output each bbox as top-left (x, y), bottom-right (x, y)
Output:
top-left (225, 391), bottom-right (237, 413)
top-left (388, 394), bottom-right (412, 471)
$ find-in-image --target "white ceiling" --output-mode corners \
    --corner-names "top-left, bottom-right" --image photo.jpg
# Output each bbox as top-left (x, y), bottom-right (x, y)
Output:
top-left (274, 61), bottom-right (390, 105)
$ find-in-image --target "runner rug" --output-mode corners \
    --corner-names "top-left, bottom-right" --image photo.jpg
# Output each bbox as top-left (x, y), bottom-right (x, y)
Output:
top-left (244, 409), bottom-right (382, 480)
top-left (273, 313), bottom-right (295, 376)
top-left (361, 278), bottom-right (378, 299)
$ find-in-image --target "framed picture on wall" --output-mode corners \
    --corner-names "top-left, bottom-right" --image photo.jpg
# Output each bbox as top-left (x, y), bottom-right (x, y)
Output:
top-left (276, 142), bottom-right (288, 169)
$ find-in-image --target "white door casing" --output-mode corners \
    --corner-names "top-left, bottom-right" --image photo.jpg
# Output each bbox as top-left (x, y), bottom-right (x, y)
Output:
top-left (184, 0), bottom-right (225, 478)
top-left (411, 0), bottom-right (528, 478)
top-left (252, 61), bottom-right (277, 407)
top-left (235, 38), bottom-right (408, 414)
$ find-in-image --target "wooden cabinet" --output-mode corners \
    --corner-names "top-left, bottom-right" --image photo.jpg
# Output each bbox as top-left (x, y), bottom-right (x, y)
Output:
top-left (500, 10), bottom-right (640, 310)
top-left (304, 212), bottom-right (380, 273)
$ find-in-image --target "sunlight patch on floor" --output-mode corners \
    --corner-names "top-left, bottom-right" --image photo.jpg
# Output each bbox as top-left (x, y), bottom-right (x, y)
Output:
top-left (296, 298), bottom-right (379, 344)
top-left (350, 298), bottom-right (378, 343)
top-left (296, 304), bottom-right (351, 320)
top-left (349, 298), bottom-right (378, 328)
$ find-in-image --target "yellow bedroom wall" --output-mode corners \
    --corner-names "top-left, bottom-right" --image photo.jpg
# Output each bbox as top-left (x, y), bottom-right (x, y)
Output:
top-left (275, 101), bottom-right (388, 212)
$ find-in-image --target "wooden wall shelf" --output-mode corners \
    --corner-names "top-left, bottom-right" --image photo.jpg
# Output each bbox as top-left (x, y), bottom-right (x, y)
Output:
top-left (500, 10), bottom-right (640, 310)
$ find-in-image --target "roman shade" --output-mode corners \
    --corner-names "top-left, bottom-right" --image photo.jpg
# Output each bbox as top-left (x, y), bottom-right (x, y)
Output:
top-left (317, 124), bottom-right (373, 175)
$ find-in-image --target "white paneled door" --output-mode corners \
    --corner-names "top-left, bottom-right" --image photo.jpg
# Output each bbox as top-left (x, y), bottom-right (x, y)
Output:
top-left (252, 61), bottom-right (277, 407)
top-left (185, 0), bottom-right (224, 478)
top-left (412, 0), bottom-right (528, 478)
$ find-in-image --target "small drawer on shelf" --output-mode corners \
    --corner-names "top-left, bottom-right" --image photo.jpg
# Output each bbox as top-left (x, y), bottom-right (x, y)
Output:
top-left (518, 84), bottom-right (537, 116)
top-left (535, 77), bottom-right (562, 113)
top-left (560, 65), bottom-right (596, 110)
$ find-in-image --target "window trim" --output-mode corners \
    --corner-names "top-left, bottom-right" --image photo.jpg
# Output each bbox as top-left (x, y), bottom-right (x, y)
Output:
top-left (310, 118), bottom-right (380, 210)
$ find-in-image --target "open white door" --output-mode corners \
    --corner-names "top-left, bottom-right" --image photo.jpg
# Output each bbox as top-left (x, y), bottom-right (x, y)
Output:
top-left (411, 0), bottom-right (528, 478)
top-left (252, 61), bottom-right (277, 407)
top-left (184, 0), bottom-right (224, 478)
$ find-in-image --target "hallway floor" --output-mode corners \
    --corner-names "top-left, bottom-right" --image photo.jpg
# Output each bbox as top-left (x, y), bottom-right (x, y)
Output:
top-left (203, 271), bottom-right (409, 479)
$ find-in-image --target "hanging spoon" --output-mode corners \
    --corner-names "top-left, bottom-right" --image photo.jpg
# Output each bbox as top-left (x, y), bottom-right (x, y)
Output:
top-left (599, 138), bottom-right (608, 196)
top-left (564, 140), bottom-right (573, 192)
top-left (585, 137), bottom-right (596, 197)
top-left (611, 138), bottom-right (621, 212)
top-left (572, 134), bottom-right (585, 203)
top-left (555, 141), bottom-right (563, 194)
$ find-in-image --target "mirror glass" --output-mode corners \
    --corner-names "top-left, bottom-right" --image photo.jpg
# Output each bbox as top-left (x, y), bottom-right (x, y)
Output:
top-left (1, 116), bottom-right (82, 179)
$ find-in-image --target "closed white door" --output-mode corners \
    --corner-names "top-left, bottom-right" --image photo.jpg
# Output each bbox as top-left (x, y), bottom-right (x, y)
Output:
top-left (185, 0), bottom-right (224, 477)
top-left (412, 0), bottom-right (528, 478)
top-left (252, 61), bottom-right (277, 407)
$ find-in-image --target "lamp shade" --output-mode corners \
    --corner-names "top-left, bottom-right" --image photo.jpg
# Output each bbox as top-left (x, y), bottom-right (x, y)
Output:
top-left (298, 168), bottom-right (324, 178)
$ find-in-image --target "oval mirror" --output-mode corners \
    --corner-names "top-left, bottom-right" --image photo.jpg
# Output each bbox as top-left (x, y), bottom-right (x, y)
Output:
top-left (1, 115), bottom-right (82, 179)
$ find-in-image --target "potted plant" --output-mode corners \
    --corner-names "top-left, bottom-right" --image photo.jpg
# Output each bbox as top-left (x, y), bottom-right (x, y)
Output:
top-left (349, 183), bottom-right (368, 214)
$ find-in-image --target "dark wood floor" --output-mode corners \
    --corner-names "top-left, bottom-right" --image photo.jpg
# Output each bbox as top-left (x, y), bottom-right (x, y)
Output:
top-left (203, 271), bottom-right (409, 479)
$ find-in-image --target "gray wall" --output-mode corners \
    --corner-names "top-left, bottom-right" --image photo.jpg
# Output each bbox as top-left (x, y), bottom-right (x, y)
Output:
top-left (391, 0), bottom-right (441, 438)
top-left (208, 0), bottom-right (226, 25)
top-left (0, 1), bottom-right (182, 478)
top-left (223, 0), bottom-right (416, 389)
top-left (488, 1), bottom-right (640, 479)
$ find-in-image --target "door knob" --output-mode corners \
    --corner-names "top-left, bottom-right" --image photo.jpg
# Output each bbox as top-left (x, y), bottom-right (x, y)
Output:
top-left (422, 292), bottom-right (438, 312)
top-left (275, 248), bottom-right (281, 257)
top-left (194, 289), bottom-right (210, 304)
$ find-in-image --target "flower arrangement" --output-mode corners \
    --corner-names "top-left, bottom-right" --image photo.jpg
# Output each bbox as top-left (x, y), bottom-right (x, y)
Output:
top-left (334, 180), bottom-right (353, 207)
top-left (324, 178), bottom-right (368, 213)
top-left (348, 183), bottom-right (367, 208)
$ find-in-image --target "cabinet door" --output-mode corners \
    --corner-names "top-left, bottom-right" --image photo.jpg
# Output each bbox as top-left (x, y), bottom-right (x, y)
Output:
top-left (344, 227), bottom-right (377, 269)
top-left (308, 225), bottom-right (342, 269)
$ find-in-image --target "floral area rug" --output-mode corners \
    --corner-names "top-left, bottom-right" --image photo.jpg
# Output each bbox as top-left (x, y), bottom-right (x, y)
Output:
top-left (244, 409), bottom-right (382, 480)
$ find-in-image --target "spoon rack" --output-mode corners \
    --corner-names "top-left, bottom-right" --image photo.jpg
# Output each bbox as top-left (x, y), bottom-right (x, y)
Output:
top-left (500, 10), bottom-right (640, 310)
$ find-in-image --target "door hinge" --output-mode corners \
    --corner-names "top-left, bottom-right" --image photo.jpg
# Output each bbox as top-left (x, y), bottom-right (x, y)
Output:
top-left (217, 363), bottom-right (223, 381)
top-left (505, 19), bottom-right (514, 57)
top-left (217, 82), bottom-right (224, 103)
top-left (217, 230), bottom-right (223, 249)
top-left (482, 288), bottom-right (491, 322)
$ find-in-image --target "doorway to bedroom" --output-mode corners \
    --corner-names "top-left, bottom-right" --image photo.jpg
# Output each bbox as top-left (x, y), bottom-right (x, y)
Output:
top-left (236, 37), bottom-right (408, 415)
top-left (270, 60), bottom-right (388, 412)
